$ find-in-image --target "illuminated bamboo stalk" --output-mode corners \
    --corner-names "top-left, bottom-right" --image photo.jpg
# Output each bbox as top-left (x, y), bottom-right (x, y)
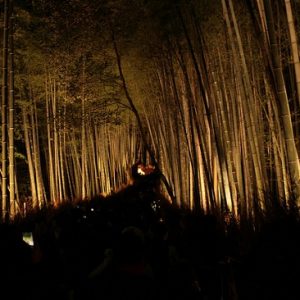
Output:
top-left (89, 126), bottom-right (99, 195)
top-left (153, 50), bottom-right (204, 209)
top-left (210, 69), bottom-right (237, 215)
top-left (167, 106), bottom-right (182, 203)
top-left (248, 34), bottom-right (269, 193)
top-left (216, 49), bottom-right (242, 213)
top-left (94, 127), bottom-right (103, 192)
top-left (226, 0), bottom-right (266, 208)
top-left (70, 144), bottom-right (78, 198)
top-left (106, 126), bottom-right (113, 190)
top-left (239, 104), bottom-right (252, 219)
top-left (65, 134), bottom-right (75, 200)
top-left (262, 72), bottom-right (290, 205)
top-left (108, 127), bottom-right (116, 190)
top-left (50, 80), bottom-right (62, 203)
top-left (257, 0), bottom-right (268, 39)
top-left (178, 69), bottom-right (195, 206)
top-left (285, 0), bottom-right (300, 107)
top-left (8, 2), bottom-right (15, 216)
top-left (167, 113), bottom-right (180, 205)
top-left (167, 67), bottom-right (187, 206)
top-left (46, 75), bottom-right (55, 204)
top-left (215, 40), bottom-right (246, 216)
top-left (264, 0), bottom-right (300, 206)
top-left (57, 115), bottom-right (64, 201)
top-left (164, 54), bottom-right (194, 206)
top-left (29, 89), bottom-right (39, 206)
top-left (196, 69), bottom-right (232, 213)
top-left (2, 0), bottom-right (9, 220)
top-left (85, 126), bottom-right (92, 199)
top-left (178, 9), bottom-right (231, 213)
top-left (103, 124), bottom-right (112, 193)
top-left (95, 127), bottom-right (106, 194)
top-left (143, 105), bottom-right (159, 161)
top-left (212, 156), bottom-right (219, 211)
top-left (114, 126), bottom-right (123, 188)
top-left (230, 62), bottom-right (249, 218)
top-left (151, 61), bottom-right (178, 196)
top-left (190, 77), bottom-right (220, 212)
top-left (95, 126), bottom-right (102, 194)
top-left (70, 131), bottom-right (82, 198)
top-left (180, 58), bottom-right (202, 212)
top-left (111, 129), bottom-right (118, 187)
top-left (146, 56), bottom-right (193, 207)
top-left (122, 124), bottom-right (132, 185)
top-left (157, 105), bottom-right (173, 179)
top-left (22, 106), bottom-right (37, 208)
top-left (221, 0), bottom-right (259, 216)
top-left (60, 92), bottom-right (67, 200)
top-left (14, 173), bottom-right (19, 213)
top-left (266, 87), bottom-right (285, 202)
top-left (96, 126), bottom-right (105, 192)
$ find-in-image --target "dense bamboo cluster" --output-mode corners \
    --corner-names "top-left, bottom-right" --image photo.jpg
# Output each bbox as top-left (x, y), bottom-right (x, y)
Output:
top-left (1, 0), bottom-right (300, 222)
top-left (22, 75), bottom-right (140, 207)
top-left (132, 0), bottom-right (300, 220)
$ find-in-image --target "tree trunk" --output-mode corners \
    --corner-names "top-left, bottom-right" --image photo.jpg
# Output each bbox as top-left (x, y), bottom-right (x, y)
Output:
top-left (226, 0), bottom-right (266, 208)
top-left (46, 75), bottom-right (55, 204)
top-left (29, 86), bottom-right (43, 208)
top-left (81, 57), bottom-right (86, 200)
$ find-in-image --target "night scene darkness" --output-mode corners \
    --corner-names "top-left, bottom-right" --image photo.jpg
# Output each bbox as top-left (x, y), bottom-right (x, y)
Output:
top-left (0, 0), bottom-right (300, 299)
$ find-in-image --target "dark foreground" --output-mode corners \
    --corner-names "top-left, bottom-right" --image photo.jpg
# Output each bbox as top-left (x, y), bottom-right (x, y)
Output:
top-left (0, 181), bottom-right (299, 300)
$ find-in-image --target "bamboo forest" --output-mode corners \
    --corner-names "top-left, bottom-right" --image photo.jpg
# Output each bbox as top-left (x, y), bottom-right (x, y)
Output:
top-left (1, 1), bottom-right (300, 299)
top-left (2, 0), bottom-right (299, 221)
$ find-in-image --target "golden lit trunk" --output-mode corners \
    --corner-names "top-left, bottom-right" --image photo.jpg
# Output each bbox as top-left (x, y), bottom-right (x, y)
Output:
top-left (264, 0), bottom-right (300, 207)
top-left (8, 3), bottom-right (15, 216)
top-left (285, 0), bottom-right (300, 107)
top-left (2, 0), bottom-right (9, 220)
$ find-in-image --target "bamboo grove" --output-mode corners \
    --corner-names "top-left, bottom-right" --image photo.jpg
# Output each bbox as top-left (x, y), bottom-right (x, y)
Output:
top-left (0, 0), bottom-right (300, 223)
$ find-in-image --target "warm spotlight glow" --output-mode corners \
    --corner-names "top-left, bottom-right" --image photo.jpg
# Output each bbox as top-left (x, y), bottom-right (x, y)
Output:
top-left (137, 165), bottom-right (146, 176)
top-left (137, 164), bottom-right (156, 176)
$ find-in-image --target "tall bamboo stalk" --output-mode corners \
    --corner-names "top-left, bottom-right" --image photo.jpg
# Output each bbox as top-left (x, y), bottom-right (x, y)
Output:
top-left (285, 0), bottom-right (300, 107)
top-left (8, 1), bottom-right (15, 216)
top-left (46, 75), bottom-right (55, 204)
top-left (264, 0), bottom-right (300, 207)
top-left (29, 86), bottom-right (43, 208)
top-left (81, 57), bottom-right (87, 200)
top-left (226, 0), bottom-right (266, 208)
top-left (22, 106), bottom-right (38, 208)
top-left (2, 0), bottom-right (9, 221)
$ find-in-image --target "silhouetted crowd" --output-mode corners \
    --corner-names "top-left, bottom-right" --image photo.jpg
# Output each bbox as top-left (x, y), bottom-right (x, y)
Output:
top-left (0, 164), bottom-right (300, 300)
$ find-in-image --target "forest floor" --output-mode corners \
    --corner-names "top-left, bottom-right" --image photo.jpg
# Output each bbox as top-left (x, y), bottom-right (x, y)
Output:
top-left (1, 181), bottom-right (300, 300)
